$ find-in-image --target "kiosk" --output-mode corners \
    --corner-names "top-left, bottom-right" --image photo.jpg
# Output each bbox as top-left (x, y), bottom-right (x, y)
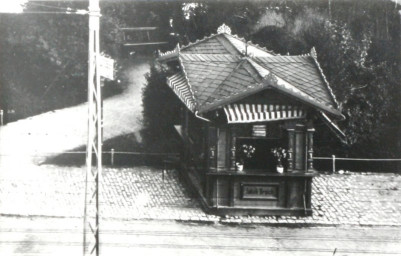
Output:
top-left (158, 24), bottom-right (345, 216)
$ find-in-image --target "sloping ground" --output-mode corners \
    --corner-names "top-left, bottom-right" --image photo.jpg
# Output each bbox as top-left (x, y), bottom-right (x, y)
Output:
top-left (0, 59), bottom-right (150, 168)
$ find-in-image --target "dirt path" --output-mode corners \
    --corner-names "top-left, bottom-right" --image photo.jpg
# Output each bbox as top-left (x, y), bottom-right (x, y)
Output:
top-left (1, 216), bottom-right (400, 256)
top-left (0, 59), bottom-right (150, 168)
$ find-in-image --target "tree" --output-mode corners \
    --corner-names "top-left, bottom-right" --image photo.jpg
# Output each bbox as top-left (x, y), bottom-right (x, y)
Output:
top-left (142, 0), bottom-right (401, 159)
top-left (141, 63), bottom-right (183, 152)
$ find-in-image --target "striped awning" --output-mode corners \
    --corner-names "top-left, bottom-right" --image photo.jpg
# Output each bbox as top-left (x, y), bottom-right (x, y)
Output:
top-left (224, 104), bottom-right (306, 123)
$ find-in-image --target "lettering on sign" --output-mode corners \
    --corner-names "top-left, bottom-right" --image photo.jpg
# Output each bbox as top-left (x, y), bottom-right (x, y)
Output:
top-left (241, 183), bottom-right (279, 200)
top-left (252, 125), bottom-right (266, 137)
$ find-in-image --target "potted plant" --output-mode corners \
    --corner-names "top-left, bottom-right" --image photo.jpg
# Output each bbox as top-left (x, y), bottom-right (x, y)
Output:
top-left (236, 144), bottom-right (256, 172)
top-left (271, 147), bottom-right (287, 173)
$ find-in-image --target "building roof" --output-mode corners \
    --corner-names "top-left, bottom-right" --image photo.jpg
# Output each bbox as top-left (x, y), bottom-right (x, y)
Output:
top-left (158, 24), bottom-right (342, 119)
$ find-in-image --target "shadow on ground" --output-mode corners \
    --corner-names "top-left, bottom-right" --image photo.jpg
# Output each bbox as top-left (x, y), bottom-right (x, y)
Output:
top-left (44, 131), bottom-right (179, 167)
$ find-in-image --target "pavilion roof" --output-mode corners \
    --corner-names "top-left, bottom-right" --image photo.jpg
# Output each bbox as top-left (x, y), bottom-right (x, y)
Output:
top-left (159, 24), bottom-right (342, 120)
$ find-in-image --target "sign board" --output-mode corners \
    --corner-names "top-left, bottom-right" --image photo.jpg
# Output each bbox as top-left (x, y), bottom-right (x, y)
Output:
top-left (241, 183), bottom-right (279, 200)
top-left (98, 55), bottom-right (114, 80)
top-left (252, 125), bottom-right (266, 137)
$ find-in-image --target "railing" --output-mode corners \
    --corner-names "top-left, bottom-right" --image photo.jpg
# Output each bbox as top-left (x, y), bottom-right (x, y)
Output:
top-left (0, 150), bottom-right (179, 166)
top-left (313, 155), bottom-right (401, 173)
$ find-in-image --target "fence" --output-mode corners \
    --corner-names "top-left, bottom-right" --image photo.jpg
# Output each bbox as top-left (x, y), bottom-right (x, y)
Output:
top-left (313, 155), bottom-right (401, 173)
top-left (2, 150), bottom-right (400, 172)
top-left (23, 149), bottom-right (181, 167)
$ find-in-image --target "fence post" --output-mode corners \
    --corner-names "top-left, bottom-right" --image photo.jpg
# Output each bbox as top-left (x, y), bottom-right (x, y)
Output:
top-left (0, 109), bottom-right (3, 126)
top-left (332, 155), bottom-right (336, 173)
top-left (162, 160), bottom-right (166, 184)
top-left (111, 148), bottom-right (115, 166)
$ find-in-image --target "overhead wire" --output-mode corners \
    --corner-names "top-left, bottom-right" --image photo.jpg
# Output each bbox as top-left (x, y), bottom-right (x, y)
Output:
top-left (20, 2), bottom-right (89, 15)
top-left (26, 2), bottom-right (76, 12)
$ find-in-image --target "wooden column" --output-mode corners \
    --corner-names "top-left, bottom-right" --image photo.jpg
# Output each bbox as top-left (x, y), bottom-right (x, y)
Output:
top-left (208, 125), bottom-right (217, 171)
top-left (184, 108), bottom-right (189, 137)
top-left (182, 108), bottom-right (189, 164)
top-left (307, 128), bottom-right (316, 172)
top-left (287, 128), bottom-right (295, 172)
top-left (294, 124), bottom-right (306, 171)
top-left (230, 127), bottom-right (236, 171)
top-left (217, 126), bottom-right (227, 171)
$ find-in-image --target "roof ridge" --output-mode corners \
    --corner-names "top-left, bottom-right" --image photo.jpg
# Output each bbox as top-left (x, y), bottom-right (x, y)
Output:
top-left (200, 59), bottom-right (249, 109)
top-left (308, 47), bottom-right (340, 109)
top-left (178, 29), bottom-right (276, 56)
top-left (223, 33), bottom-right (276, 56)
top-left (255, 55), bottom-right (309, 61)
top-left (159, 24), bottom-right (277, 58)
top-left (242, 58), bottom-right (263, 83)
top-left (180, 53), bottom-right (240, 62)
top-left (199, 59), bottom-right (265, 110)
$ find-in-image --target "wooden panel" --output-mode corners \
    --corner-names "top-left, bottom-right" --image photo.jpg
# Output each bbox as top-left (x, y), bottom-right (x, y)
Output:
top-left (286, 179), bottom-right (304, 208)
top-left (207, 126), bottom-right (217, 171)
top-left (241, 183), bottom-right (279, 200)
top-left (217, 127), bottom-right (227, 170)
top-left (295, 132), bottom-right (305, 170)
top-left (233, 178), bottom-right (286, 208)
top-left (216, 178), bottom-right (230, 206)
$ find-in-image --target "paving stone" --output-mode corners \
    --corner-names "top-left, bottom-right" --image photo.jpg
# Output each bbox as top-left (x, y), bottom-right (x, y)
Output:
top-left (0, 165), bottom-right (400, 226)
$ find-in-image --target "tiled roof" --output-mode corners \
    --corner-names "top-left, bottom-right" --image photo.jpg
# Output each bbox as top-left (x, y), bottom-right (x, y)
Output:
top-left (181, 33), bottom-right (276, 57)
top-left (158, 32), bottom-right (276, 61)
top-left (158, 25), bottom-right (342, 119)
top-left (254, 56), bottom-right (336, 109)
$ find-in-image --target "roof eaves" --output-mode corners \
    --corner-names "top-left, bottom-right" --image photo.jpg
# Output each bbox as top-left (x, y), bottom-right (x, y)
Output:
top-left (309, 47), bottom-right (340, 109)
top-left (319, 111), bottom-right (347, 144)
top-left (167, 73), bottom-right (196, 112)
top-left (178, 55), bottom-right (198, 110)
top-left (157, 43), bottom-right (180, 62)
top-left (248, 57), bottom-right (343, 117)
top-left (180, 33), bottom-right (219, 51)
top-left (245, 58), bottom-right (341, 117)
top-left (261, 72), bottom-right (344, 118)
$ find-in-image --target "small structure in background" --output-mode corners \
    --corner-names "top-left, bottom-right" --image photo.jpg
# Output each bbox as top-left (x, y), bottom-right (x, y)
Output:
top-left (121, 27), bottom-right (169, 56)
top-left (157, 24), bottom-right (345, 216)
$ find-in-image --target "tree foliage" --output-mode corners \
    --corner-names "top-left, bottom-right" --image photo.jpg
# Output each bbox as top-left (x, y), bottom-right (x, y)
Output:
top-left (141, 64), bottom-right (183, 152)
top-left (0, 2), bottom-right (126, 122)
top-left (142, 0), bottom-right (401, 158)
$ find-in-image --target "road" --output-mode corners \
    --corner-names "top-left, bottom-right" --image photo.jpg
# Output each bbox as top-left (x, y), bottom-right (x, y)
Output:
top-left (0, 216), bottom-right (400, 256)
top-left (0, 58), bottom-right (150, 167)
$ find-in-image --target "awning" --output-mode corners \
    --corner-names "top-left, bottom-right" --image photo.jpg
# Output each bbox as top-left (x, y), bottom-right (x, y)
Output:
top-left (223, 104), bottom-right (306, 123)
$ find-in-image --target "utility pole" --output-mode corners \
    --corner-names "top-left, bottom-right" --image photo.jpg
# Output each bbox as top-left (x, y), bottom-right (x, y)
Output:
top-left (83, 0), bottom-right (102, 255)
top-left (328, 0), bottom-right (332, 20)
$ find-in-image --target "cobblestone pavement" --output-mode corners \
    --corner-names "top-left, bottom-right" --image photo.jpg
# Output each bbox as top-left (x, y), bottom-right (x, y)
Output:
top-left (0, 165), bottom-right (400, 226)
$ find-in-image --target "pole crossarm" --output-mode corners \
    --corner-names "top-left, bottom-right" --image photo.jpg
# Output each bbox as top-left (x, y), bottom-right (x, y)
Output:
top-left (83, 0), bottom-right (102, 255)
